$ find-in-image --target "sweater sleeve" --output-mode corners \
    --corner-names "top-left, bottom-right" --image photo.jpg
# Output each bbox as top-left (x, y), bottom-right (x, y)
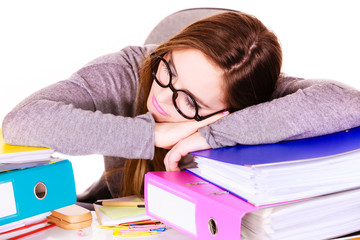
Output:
top-left (198, 75), bottom-right (360, 148)
top-left (2, 45), bottom-right (157, 159)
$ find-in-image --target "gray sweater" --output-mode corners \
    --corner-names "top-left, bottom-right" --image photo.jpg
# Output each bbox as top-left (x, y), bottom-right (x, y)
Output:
top-left (2, 45), bottom-right (360, 200)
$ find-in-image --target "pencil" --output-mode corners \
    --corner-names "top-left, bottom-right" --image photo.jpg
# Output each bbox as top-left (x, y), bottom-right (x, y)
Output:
top-left (96, 200), bottom-right (145, 208)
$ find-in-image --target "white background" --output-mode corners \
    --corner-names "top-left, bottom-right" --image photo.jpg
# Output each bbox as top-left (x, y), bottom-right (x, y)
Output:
top-left (1, 0), bottom-right (359, 194)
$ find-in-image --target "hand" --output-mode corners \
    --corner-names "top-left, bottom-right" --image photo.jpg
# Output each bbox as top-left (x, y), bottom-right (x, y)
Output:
top-left (154, 111), bottom-right (229, 149)
top-left (164, 132), bottom-right (211, 171)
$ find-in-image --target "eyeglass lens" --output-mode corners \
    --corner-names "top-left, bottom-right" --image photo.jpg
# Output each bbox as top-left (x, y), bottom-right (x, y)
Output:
top-left (155, 58), bottom-right (199, 119)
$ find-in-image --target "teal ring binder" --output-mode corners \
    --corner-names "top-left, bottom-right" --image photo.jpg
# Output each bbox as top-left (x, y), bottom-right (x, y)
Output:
top-left (0, 160), bottom-right (77, 226)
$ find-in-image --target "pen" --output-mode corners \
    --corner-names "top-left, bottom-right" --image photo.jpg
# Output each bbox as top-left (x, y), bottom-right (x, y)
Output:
top-left (113, 229), bottom-right (159, 237)
top-left (99, 224), bottom-right (166, 230)
top-left (119, 219), bottom-right (153, 226)
top-left (96, 200), bottom-right (145, 208)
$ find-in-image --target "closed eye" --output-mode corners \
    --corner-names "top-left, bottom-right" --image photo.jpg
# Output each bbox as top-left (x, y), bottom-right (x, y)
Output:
top-left (162, 65), bottom-right (170, 77)
top-left (185, 95), bottom-right (198, 109)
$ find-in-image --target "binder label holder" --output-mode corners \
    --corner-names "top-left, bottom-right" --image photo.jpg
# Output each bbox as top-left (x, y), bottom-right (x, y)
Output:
top-left (0, 182), bottom-right (17, 218)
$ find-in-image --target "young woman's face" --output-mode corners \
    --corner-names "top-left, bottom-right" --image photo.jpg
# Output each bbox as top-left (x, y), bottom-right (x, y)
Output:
top-left (147, 48), bottom-right (226, 123)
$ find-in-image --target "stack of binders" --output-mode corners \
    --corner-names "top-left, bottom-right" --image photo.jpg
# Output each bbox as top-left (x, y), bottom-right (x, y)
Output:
top-left (145, 126), bottom-right (360, 240)
top-left (0, 129), bottom-right (77, 239)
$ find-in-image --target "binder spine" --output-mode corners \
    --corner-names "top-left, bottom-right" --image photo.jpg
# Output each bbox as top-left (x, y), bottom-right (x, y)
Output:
top-left (0, 160), bottom-right (76, 226)
top-left (145, 171), bottom-right (258, 239)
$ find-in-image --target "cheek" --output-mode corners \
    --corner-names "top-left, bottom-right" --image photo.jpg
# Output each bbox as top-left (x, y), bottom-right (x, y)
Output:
top-left (146, 83), bottom-right (155, 111)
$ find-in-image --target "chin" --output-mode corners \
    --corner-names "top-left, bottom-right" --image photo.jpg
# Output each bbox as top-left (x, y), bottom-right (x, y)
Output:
top-left (150, 111), bottom-right (179, 123)
top-left (148, 109), bottom-right (165, 123)
top-left (155, 114), bottom-right (173, 123)
top-left (147, 103), bottom-right (184, 123)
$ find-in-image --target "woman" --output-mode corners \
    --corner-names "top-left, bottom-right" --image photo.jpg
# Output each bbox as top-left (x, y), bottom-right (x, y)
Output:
top-left (2, 12), bottom-right (360, 201)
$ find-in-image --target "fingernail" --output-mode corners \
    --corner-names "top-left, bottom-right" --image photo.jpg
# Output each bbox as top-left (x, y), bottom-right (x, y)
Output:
top-left (222, 110), bottom-right (229, 115)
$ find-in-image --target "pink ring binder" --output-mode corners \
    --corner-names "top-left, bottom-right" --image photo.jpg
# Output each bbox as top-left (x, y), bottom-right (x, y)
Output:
top-left (145, 171), bottom-right (258, 239)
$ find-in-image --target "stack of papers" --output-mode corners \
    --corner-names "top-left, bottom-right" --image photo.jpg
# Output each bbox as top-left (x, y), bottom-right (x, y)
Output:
top-left (241, 188), bottom-right (360, 240)
top-left (0, 129), bottom-right (54, 172)
top-left (190, 149), bottom-right (360, 206)
top-left (188, 127), bottom-right (360, 206)
top-left (0, 212), bottom-right (52, 239)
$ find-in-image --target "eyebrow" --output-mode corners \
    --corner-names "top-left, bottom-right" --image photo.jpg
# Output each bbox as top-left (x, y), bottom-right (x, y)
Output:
top-left (169, 52), bottom-right (212, 109)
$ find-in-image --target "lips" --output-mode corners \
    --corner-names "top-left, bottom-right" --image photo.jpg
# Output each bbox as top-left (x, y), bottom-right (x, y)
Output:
top-left (152, 95), bottom-right (170, 117)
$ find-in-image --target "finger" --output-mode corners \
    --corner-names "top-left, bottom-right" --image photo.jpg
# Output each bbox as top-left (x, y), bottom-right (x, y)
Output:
top-left (164, 152), bottom-right (171, 171)
top-left (164, 149), bottom-right (181, 171)
top-left (164, 150), bottom-right (171, 171)
top-left (195, 110), bottom-right (229, 128)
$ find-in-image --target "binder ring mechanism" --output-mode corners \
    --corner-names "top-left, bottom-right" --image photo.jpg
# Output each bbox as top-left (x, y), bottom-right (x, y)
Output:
top-left (34, 182), bottom-right (47, 200)
top-left (208, 217), bottom-right (218, 236)
top-left (207, 191), bottom-right (229, 236)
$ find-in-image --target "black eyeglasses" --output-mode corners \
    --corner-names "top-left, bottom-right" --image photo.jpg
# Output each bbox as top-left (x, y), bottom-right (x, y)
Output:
top-left (150, 53), bottom-right (227, 121)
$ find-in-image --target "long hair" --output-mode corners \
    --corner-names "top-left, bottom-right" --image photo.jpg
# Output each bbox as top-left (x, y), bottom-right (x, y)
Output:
top-left (121, 11), bottom-right (282, 197)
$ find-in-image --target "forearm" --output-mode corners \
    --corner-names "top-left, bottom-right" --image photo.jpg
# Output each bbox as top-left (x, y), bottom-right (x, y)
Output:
top-left (2, 99), bottom-right (155, 159)
top-left (2, 80), bottom-right (155, 159)
top-left (199, 81), bottom-right (360, 148)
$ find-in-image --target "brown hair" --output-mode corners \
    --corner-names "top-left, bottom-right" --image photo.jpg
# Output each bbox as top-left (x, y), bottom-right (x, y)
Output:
top-left (121, 11), bottom-right (282, 197)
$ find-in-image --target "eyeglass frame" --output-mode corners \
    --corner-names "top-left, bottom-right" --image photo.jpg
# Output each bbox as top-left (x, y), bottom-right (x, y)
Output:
top-left (150, 53), bottom-right (227, 121)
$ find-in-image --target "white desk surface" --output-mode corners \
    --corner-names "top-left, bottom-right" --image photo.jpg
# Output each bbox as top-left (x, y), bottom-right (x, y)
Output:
top-left (19, 212), bottom-right (194, 240)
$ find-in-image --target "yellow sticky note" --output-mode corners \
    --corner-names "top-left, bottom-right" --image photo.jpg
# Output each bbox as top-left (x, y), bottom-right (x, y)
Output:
top-left (99, 206), bottom-right (145, 219)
